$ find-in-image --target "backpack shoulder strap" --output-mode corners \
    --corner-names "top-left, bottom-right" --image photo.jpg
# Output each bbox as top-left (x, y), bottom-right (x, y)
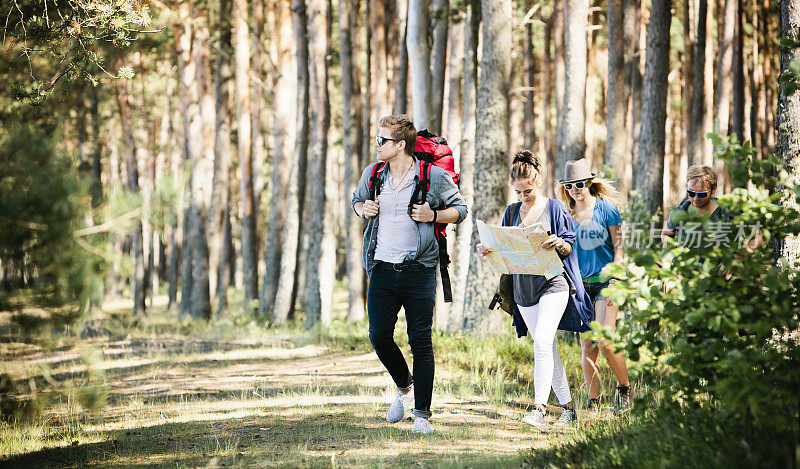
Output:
top-left (419, 160), bottom-right (431, 201)
top-left (368, 162), bottom-right (385, 199)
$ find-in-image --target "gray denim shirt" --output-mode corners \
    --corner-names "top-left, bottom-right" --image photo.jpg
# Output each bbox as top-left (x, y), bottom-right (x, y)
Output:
top-left (351, 157), bottom-right (468, 274)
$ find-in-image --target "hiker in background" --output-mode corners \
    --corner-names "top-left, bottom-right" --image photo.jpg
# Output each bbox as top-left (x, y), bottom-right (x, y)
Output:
top-left (556, 159), bottom-right (631, 414)
top-left (351, 114), bottom-right (467, 434)
top-left (661, 165), bottom-right (733, 244)
top-left (477, 150), bottom-right (593, 428)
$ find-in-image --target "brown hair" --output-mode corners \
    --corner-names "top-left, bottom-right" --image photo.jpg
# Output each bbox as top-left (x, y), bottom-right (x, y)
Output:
top-left (686, 165), bottom-right (718, 192)
top-left (557, 177), bottom-right (620, 215)
top-left (379, 114), bottom-right (417, 156)
top-left (510, 150), bottom-right (543, 182)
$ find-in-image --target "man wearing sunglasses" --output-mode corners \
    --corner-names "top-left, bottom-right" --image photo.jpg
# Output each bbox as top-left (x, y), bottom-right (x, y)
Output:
top-left (351, 114), bottom-right (467, 434)
top-left (661, 165), bottom-right (732, 243)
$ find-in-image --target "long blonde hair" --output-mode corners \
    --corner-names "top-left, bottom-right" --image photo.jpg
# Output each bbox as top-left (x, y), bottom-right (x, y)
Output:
top-left (557, 177), bottom-right (619, 215)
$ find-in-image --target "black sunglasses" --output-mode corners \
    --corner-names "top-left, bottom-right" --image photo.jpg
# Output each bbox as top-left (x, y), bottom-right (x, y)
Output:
top-left (375, 136), bottom-right (399, 146)
top-left (687, 189), bottom-right (709, 198)
top-left (562, 180), bottom-right (588, 190)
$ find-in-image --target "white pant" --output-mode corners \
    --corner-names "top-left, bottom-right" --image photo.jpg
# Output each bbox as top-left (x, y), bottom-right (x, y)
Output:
top-left (518, 291), bottom-right (572, 406)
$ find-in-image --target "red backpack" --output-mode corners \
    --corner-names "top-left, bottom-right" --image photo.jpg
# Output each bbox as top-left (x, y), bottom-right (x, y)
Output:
top-left (367, 129), bottom-right (460, 302)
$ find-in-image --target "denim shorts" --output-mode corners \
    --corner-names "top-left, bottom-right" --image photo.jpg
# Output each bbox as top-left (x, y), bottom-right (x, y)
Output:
top-left (584, 281), bottom-right (610, 304)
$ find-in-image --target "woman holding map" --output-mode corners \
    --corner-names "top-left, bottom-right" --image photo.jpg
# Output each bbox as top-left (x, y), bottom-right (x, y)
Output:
top-left (556, 159), bottom-right (631, 415)
top-left (477, 150), bottom-right (593, 428)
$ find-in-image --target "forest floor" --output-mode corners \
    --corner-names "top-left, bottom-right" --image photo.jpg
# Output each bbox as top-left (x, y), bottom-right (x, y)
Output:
top-left (0, 294), bottom-right (614, 468)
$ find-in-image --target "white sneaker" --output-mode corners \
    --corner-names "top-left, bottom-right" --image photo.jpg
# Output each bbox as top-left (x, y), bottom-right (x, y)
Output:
top-left (521, 408), bottom-right (547, 427)
top-left (411, 417), bottom-right (433, 433)
top-left (553, 407), bottom-right (577, 427)
top-left (386, 388), bottom-right (414, 423)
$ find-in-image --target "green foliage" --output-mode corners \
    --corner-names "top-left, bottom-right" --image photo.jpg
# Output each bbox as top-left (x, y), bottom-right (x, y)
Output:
top-left (779, 35), bottom-right (800, 96)
top-left (0, 125), bottom-right (105, 322)
top-left (596, 133), bottom-right (800, 461)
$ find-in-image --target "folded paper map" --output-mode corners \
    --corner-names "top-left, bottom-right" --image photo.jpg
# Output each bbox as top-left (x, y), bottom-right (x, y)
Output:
top-left (476, 220), bottom-right (565, 278)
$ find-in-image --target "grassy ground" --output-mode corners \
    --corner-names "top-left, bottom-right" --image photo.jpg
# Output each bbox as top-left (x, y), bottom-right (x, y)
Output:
top-left (0, 288), bottom-right (633, 468)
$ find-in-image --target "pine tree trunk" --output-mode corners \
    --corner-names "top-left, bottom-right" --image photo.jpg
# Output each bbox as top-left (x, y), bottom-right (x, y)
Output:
top-left (543, 11), bottom-right (555, 169)
top-left (462, 0), bottom-right (511, 333)
top-left (450, 0), bottom-right (479, 331)
top-left (394, 0), bottom-right (409, 114)
top-left (552, 0), bottom-right (565, 191)
top-left (689, 0), bottom-right (710, 165)
top-left (716, 0), bottom-right (737, 140)
top-left (627, 0), bottom-right (644, 164)
top-left (446, 15), bottom-right (464, 146)
top-left (634, 0), bottom-right (671, 216)
top-left (211, 0), bottom-right (233, 315)
top-left (340, 0), bottom-right (366, 322)
top-left (261, 0), bottom-right (295, 316)
top-left (523, 0), bottom-right (536, 151)
top-left (305, 0), bottom-right (333, 329)
top-left (778, 0), bottom-right (800, 267)
top-left (252, 0), bottom-right (267, 243)
top-left (731, 0), bottom-right (745, 141)
top-left (233, 0), bottom-right (258, 314)
top-left (116, 68), bottom-right (146, 316)
top-left (431, 0), bottom-right (449, 134)
top-left (556, 0), bottom-right (588, 169)
top-left (407, 0), bottom-right (434, 130)
top-left (622, 0), bottom-right (640, 193)
top-left (680, 0), bottom-right (694, 182)
top-left (607, 0), bottom-right (629, 186)
top-left (272, 0), bottom-right (310, 324)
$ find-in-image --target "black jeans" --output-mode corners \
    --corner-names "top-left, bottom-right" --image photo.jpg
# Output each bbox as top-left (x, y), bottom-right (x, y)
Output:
top-left (367, 261), bottom-right (436, 418)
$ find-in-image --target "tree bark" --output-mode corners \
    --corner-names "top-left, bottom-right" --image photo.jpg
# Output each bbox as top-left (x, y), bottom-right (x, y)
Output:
top-left (116, 64), bottom-right (146, 316)
top-left (304, 0), bottom-right (333, 329)
top-left (523, 0), bottom-right (536, 150)
top-left (716, 0), bottom-right (737, 141)
top-left (731, 0), bottom-right (745, 141)
top-left (689, 0), bottom-right (711, 165)
top-left (394, 0), bottom-right (409, 114)
top-left (407, 0), bottom-right (434, 130)
top-left (252, 0), bottom-right (267, 240)
top-left (260, 0), bottom-right (295, 317)
top-left (233, 0), bottom-right (258, 314)
top-left (272, 0), bottom-right (310, 324)
top-left (626, 0), bottom-right (644, 167)
top-left (446, 14), bottom-right (464, 147)
top-left (431, 0), bottom-right (449, 134)
top-left (556, 0), bottom-right (588, 172)
top-left (606, 0), bottom-right (628, 182)
top-left (462, 0), bottom-right (511, 333)
top-left (450, 0), bottom-right (479, 331)
top-left (778, 0), bottom-right (800, 267)
top-left (340, 0), bottom-right (366, 322)
top-left (634, 0), bottom-right (671, 216)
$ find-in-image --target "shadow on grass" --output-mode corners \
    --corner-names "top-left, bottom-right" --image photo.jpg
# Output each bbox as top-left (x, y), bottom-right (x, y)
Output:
top-left (0, 410), bottom-right (528, 468)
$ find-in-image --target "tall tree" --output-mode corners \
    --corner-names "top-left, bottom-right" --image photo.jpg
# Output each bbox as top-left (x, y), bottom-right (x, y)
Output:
top-left (407, 0), bottom-right (434, 130)
top-left (778, 0), bottom-right (800, 266)
top-left (233, 0), bottom-right (258, 314)
top-left (556, 0), bottom-right (588, 170)
top-left (634, 0), bottom-right (672, 216)
top-left (716, 0), bottom-right (737, 140)
top-left (450, 0), bottom-right (479, 330)
top-left (431, 0), bottom-right (449, 134)
top-left (445, 11), bottom-right (464, 146)
top-left (272, 0), bottom-right (310, 324)
top-left (340, 0), bottom-right (366, 322)
top-left (211, 0), bottom-right (234, 315)
top-left (731, 0), bottom-right (745, 141)
top-left (606, 0), bottom-right (628, 183)
top-left (116, 61), bottom-right (146, 316)
top-left (260, 0), bottom-right (296, 316)
top-left (304, 0), bottom-right (333, 328)
top-left (689, 0), bottom-right (712, 165)
top-left (462, 0), bottom-right (511, 333)
top-left (522, 1), bottom-right (536, 150)
top-left (189, 20), bottom-right (215, 320)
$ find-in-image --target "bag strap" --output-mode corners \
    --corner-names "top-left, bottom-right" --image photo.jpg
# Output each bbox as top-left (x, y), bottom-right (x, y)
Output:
top-left (368, 162), bottom-right (385, 199)
top-left (438, 235), bottom-right (452, 302)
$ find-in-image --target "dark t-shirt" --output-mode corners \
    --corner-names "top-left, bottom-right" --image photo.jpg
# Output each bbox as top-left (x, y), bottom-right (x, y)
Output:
top-left (666, 199), bottom-right (735, 249)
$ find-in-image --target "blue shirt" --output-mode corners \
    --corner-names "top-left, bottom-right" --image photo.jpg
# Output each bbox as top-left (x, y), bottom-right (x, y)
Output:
top-left (572, 197), bottom-right (622, 279)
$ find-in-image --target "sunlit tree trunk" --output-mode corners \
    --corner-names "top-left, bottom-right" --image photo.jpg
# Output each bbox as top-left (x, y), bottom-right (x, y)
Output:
top-left (261, 0), bottom-right (295, 317)
top-left (431, 0), bottom-right (448, 134)
top-left (462, 0), bottom-right (511, 333)
top-left (450, 0), bottom-right (479, 331)
top-left (340, 0), bottom-right (365, 322)
top-left (305, 0), bottom-right (333, 329)
top-left (407, 0), bottom-right (434, 130)
top-left (778, 0), bottom-right (800, 267)
top-left (634, 0), bottom-right (671, 216)
top-left (273, 0), bottom-right (310, 324)
top-left (556, 0), bottom-right (588, 171)
top-left (233, 0), bottom-right (258, 314)
top-left (523, 0), bottom-right (536, 150)
top-left (606, 0), bottom-right (629, 185)
top-left (394, 0), bottom-right (409, 114)
top-left (689, 0), bottom-right (711, 165)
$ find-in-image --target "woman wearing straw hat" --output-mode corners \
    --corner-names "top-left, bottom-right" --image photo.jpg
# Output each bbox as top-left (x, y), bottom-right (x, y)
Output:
top-left (556, 159), bottom-right (631, 414)
top-left (476, 150), bottom-right (594, 428)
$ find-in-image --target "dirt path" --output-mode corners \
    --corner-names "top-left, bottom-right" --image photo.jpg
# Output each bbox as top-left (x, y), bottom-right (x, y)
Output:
top-left (2, 336), bottom-right (569, 468)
